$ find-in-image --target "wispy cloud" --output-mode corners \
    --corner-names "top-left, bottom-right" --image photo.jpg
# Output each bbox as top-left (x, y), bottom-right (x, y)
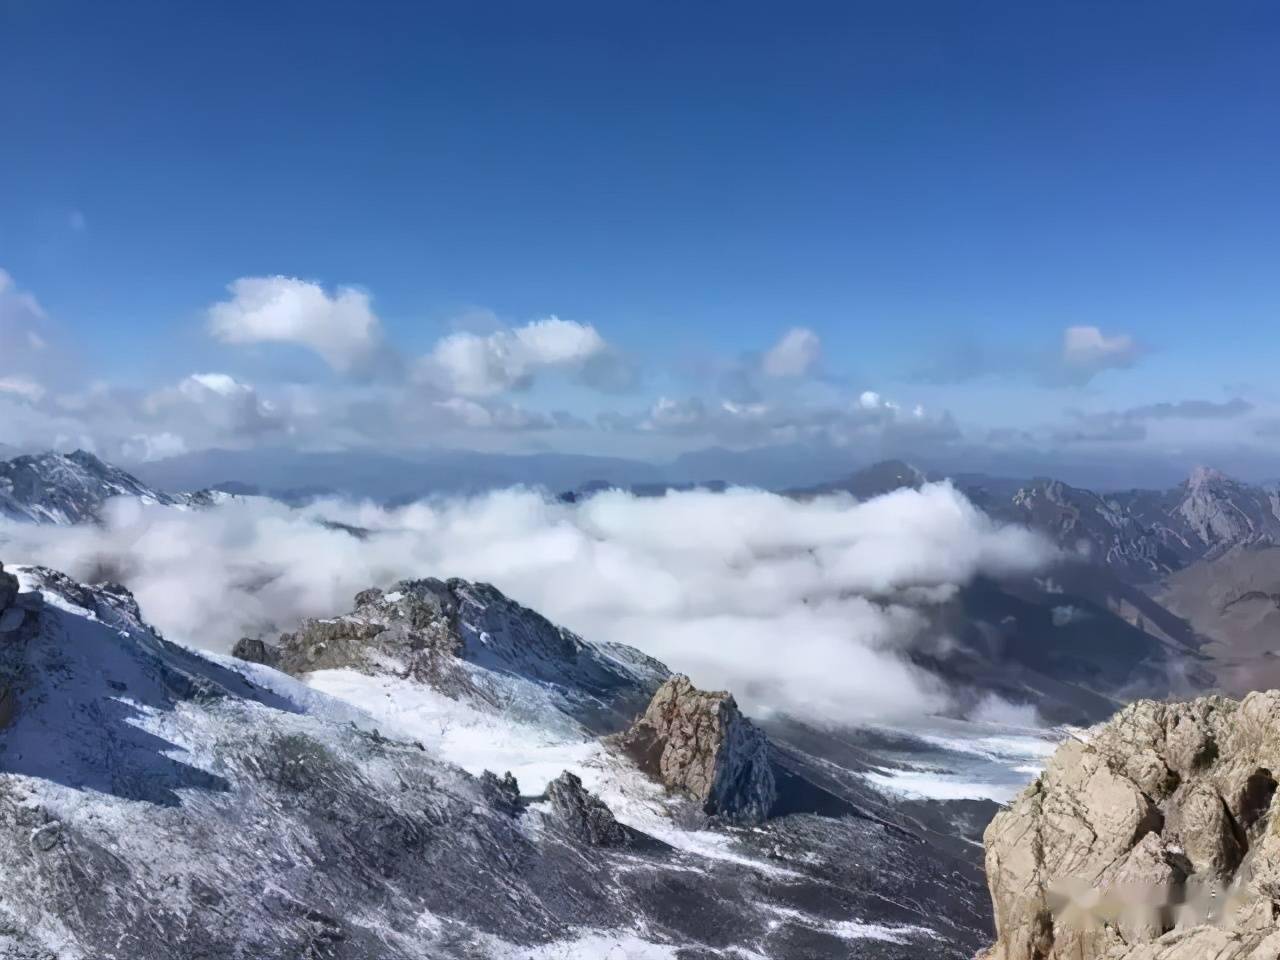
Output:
top-left (1054, 325), bottom-right (1142, 385)
top-left (761, 327), bottom-right (822, 379)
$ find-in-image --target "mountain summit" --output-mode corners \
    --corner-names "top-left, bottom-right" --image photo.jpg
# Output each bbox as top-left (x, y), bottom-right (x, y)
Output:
top-left (0, 449), bottom-right (178, 524)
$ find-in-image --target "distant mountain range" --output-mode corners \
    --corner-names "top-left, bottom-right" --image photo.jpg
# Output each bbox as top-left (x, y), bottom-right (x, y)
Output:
top-left (9, 446), bottom-right (1280, 708)
top-left (794, 458), bottom-right (1280, 583)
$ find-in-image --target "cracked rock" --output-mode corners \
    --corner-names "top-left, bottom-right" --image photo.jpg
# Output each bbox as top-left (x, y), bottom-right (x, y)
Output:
top-left (618, 674), bottom-right (775, 823)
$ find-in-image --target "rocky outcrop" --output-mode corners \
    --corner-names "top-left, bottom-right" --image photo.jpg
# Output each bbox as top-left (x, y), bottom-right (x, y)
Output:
top-left (233, 577), bottom-right (666, 732)
top-left (618, 674), bottom-right (776, 823)
top-left (981, 692), bottom-right (1280, 960)
top-left (231, 636), bottom-right (280, 668)
top-left (0, 563), bottom-right (44, 731)
top-left (0, 562), bottom-right (17, 613)
top-left (0, 562), bottom-right (20, 730)
top-left (545, 771), bottom-right (628, 847)
top-left (478, 770), bottom-right (523, 817)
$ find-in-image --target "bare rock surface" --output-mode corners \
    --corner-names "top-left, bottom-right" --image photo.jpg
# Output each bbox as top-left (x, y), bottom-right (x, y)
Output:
top-left (982, 691), bottom-right (1280, 960)
top-left (619, 674), bottom-right (777, 823)
top-left (544, 770), bottom-right (629, 847)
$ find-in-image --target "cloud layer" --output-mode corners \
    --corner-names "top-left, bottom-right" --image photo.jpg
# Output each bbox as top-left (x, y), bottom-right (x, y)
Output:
top-left (0, 483), bottom-right (1054, 726)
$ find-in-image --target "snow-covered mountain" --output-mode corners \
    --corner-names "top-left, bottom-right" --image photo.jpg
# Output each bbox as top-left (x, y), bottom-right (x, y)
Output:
top-left (999, 476), bottom-right (1192, 579)
top-left (0, 449), bottom-right (182, 524)
top-left (998, 467), bottom-right (1280, 581)
top-left (0, 561), bottom-right (1059, 959)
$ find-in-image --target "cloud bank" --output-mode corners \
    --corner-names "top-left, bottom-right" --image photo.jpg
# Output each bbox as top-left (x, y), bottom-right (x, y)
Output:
top-left (0, 482), bottom-right (1055, 725)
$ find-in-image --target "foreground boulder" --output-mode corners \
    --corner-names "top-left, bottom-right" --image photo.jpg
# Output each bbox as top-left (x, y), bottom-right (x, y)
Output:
top-left (618, 674), bottom-right (776, 823)
top-left (982, 691), bottom-right (1280, 959)
top-left (545, 771), bottom-right (629, 847)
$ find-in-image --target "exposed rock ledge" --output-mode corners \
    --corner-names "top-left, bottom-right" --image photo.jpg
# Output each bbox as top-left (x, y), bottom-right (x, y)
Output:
top-left (617, 674), bottom-right (776, 823)
top-left (981, 691), bottom-right (1280, 960)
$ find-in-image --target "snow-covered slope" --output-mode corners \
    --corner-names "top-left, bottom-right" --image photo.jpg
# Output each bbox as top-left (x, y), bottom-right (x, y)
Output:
top-left (233, 577), bottom-right (671, 735)
top-left (0, 563), bottom-right (1016, 959)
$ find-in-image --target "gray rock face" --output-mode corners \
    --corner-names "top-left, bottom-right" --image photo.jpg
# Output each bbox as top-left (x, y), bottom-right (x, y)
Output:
top-left (981, 692), bottom-right (1280, 960)
top-left (998, 468), bottom-right (1280, 584)
top-left (0, 563), bottom-right (15, 599)
top-left (545, 771), bottom-right (628, 847)
top-left (619, 674), bottom-right (776, 823)
top-left (478, 769), bottom-right (523, 817)
top-left (231, 636), bottom-right (280, 668)
top-left (236, 577), bottom-right (668, 732)
top-left (0, 562), bottom-right (41, 732)
top-left (0, 563), bottom-right (17, 614)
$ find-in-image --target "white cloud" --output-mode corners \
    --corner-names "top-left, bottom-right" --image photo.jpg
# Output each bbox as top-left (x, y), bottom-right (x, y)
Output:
top-left (0, 376), bottom-right (46, 402)
top-left (0, 269), bottom-right (46, 320)
top-left (145, 373), bottom-right (286, 445)
top-left (119, 432), bottom-right (188, 463)
top-left (181, 372), bottom-right (252, 398)
top-left (640, 396), bottom-right (709, 432)
top-left (0, 270), bottom-right (51, 379)
top-left (615, 387), bottom-right (956, 452)
top-left (417, 316), bottom-right (608, 397)
top-left (1, 483), bottom-right (1055, 726)
top-left (1058, 325), bottom-right (1140, 383)
top-left (432, 397), bottom-right (556, 432)
top-left (761, 327), bottom-right (821, 378)
top-left (206, 276), bottom-right (384, 374)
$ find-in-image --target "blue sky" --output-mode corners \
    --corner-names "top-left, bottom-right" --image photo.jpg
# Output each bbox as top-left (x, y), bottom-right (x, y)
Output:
top-left (2, 0), bottom-right (1279, 481)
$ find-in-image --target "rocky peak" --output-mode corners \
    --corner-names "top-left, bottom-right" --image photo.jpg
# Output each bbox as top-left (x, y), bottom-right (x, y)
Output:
top-left (235, 576), bottom-right (667, 732)
top-left (1172, 466), bottom-right (1278, 551)
top-left (1187, 464), bottom-right (1230, 490)
top-left (0, 448), bottom-right (177, 524)
top-left (981, 691), bottom-right (1280, 959)
top-left (544, 771), bottom-right (629, 847)
top-left (617, 674), bottom-right (776, 823)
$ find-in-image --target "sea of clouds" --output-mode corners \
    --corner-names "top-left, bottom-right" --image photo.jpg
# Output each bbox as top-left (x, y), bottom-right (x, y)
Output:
top-left (0, 482), bottom-right (1056, 725)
